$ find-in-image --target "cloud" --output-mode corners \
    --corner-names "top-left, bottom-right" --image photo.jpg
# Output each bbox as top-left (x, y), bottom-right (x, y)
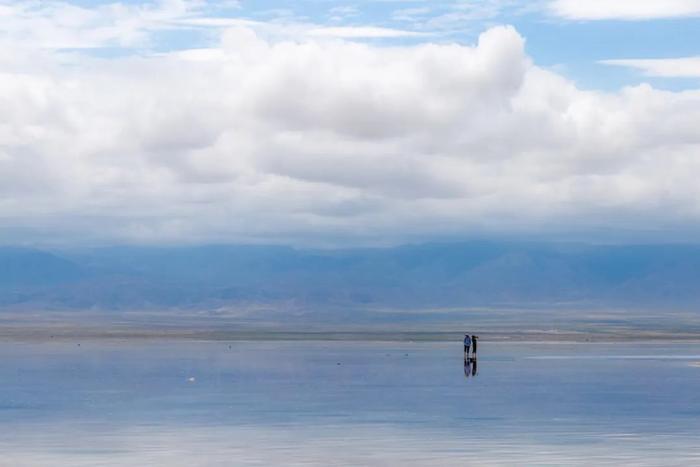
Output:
top-left (0, 0), bottom-right (429, 52)
top-left (601, 57), bottom-right (700, 78)
top-left (549, 0), bottom-right (700, 20)
top-left (1, 19), bottom-right (700, 246)
top-left (306, 26), bottom-right (427, 38)
top-left (392, 7), bottom-right (432, 23)
top-left (391, 1), bottom-right (529, 33)
top-left (0, 0), bottom-right (212, 49)
top-left (328, 5), bottom-right (360, 22)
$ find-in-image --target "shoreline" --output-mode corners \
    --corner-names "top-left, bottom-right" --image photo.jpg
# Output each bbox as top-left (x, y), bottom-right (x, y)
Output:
top-left (3, 327), bottom-right (700, 343)
top-left (3, 309), bottom-right (700, 343)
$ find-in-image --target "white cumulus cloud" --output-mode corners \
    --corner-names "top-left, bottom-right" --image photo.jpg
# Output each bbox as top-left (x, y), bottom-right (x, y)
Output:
top-left (1, 18), bottom-right (700, 245)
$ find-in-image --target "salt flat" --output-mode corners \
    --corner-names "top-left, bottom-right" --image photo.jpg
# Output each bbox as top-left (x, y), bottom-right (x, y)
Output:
top-left (1, 340), bottom-right (699, 466)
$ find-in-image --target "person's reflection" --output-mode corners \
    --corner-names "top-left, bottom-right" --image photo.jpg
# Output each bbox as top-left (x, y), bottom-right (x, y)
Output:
top-left (463, 356), bottom-right (478, 378)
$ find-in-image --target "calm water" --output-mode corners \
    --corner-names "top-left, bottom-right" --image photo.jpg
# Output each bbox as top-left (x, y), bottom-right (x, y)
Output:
top-left (1, 340), bottom-right (700, 466)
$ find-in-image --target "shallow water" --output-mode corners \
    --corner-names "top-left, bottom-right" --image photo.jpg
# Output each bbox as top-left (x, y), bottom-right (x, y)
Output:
top-left (1, 340), bottom-right (699, 466)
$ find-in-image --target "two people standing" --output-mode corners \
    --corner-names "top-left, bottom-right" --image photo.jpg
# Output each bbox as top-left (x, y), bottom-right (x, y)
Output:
top-left (463, 334), bottom-right (479, 378)
top-left (463, 333), bottom-right (479, 360)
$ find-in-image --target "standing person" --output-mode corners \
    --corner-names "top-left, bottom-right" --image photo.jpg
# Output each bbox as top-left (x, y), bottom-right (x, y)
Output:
top-left (463, 334), bottom-right (472, 360)
top-left (471, 335), bottom-right (479, 358)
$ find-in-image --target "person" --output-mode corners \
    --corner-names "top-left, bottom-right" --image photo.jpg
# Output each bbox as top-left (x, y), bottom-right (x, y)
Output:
top-left (471, 335), bottom-right (479, 358)
top-left (463, 334), bottom-right (472, 359)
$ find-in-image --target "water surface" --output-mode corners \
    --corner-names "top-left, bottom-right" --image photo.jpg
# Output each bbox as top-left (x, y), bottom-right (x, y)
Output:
top-left (1, 340), bottom-right (699, 465)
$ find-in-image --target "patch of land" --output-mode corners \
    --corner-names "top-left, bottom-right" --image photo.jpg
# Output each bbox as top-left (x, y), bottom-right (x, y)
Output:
top-left (2, 309), bottom-right (700, 343)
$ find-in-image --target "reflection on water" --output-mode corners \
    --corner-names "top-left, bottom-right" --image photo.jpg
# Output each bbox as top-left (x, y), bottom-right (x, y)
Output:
top-left (1, 340), bottom-right (700, 465)
top-left (464, 356), bottom-right (478, 378)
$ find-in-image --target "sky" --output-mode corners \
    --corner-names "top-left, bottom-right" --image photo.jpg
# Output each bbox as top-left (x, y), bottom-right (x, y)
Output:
top-left (1, 0), bottom-right (700, 247)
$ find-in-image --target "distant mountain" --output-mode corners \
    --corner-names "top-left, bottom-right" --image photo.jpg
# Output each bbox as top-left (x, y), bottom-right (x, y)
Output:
top-left (2, 242), bottom-right (700, 311)
top-left (0, 247), bottom-right (84, 286)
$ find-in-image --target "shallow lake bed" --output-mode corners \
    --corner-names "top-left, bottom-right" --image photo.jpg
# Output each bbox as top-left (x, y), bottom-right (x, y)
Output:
top-left (1, 340), bottom-right (699, 465)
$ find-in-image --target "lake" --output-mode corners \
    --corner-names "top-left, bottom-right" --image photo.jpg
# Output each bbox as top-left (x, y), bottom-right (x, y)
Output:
top-left (1, 339), bottom-right (700, 465)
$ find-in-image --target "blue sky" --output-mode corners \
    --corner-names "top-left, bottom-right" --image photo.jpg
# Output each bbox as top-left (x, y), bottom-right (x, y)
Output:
top-left (273, 1), bottom-right (698, 91)
top-left (1, 0), bottom-right (700, 246)
top-left (126, 1), bottom-right (700, 90)
top-left (6, 0), bottom-right (700, 89)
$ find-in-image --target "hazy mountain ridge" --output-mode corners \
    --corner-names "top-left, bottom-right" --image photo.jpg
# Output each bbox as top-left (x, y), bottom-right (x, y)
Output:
top-left (2, 242), bottom-right (700, 311)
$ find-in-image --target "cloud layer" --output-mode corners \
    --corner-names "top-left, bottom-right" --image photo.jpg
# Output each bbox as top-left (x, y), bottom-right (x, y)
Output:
top-left (550, 0), bottom-right (700, 20)
top-left (1, 18), bottom-right (700, 245)
top-left (602, 57), bottom-right (700, 78)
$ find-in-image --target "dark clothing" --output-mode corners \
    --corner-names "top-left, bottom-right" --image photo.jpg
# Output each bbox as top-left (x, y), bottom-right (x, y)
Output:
top-left (471, 336), bottom-right (478, 355)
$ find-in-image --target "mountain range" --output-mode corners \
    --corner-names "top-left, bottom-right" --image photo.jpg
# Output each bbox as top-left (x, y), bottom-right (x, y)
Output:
top-left (2, 242), bottom-right (700, 312)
